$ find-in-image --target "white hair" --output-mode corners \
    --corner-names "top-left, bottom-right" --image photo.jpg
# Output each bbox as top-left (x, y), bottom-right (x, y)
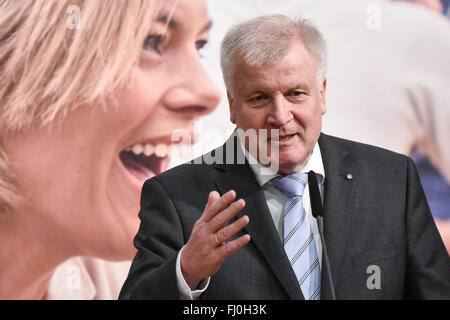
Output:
top-left (220, 14), bottom-right (328, 92)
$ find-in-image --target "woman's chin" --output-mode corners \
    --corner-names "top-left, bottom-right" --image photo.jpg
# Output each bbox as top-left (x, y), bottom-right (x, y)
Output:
top-left (101, 143), bottom-right (191, 260)
top-left (97, 152), bottom-right (173, 260)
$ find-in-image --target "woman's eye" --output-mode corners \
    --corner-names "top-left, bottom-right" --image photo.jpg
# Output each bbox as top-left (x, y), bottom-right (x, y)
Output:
top-left (143, 34), bottom-right (165, 54)
top-left (196, 40), bottom-right (208, 51)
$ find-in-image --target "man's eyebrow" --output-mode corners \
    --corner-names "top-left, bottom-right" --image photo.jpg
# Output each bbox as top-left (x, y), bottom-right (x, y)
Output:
top-left (156, 14), bottom-right (213, 33)
top-left (246, 83), bottom-right (310, 97)
top-left (290, 83), bottom-right (310, 91)
top-left (248, 89), bottom-right (267, 96)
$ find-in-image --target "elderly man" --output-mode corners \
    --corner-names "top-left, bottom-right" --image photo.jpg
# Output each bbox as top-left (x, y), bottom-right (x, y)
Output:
top-left (120, 15), bottom-right (450, 300)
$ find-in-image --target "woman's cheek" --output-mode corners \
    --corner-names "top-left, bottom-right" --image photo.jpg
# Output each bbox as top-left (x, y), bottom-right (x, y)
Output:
top-left (115, 69), bottom-right (160, 125)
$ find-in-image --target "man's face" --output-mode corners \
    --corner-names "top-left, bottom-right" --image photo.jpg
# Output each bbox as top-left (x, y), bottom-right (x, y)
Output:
top-left (228, 39), bottom-right (326, 174)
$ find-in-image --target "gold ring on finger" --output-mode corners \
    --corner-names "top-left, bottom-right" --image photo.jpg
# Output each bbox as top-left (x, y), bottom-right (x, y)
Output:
top-left (214, 233), bottom-right (225, 245)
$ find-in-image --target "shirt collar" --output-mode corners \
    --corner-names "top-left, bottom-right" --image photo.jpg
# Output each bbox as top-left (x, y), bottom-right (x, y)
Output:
top-left (237, 134), bottom-right (325, 187)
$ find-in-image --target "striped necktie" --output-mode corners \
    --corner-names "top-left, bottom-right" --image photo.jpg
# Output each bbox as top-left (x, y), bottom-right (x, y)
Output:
top-left (272, 172), bottom-right (321, 300)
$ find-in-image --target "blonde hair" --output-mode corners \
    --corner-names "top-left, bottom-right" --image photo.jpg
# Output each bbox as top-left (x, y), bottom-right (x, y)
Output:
top-left (0, 0), bottom-right (160, 212)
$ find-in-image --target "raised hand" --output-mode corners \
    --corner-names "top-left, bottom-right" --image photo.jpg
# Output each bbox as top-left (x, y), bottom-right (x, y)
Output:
top-left (180, 190), bottom-right (251, 290)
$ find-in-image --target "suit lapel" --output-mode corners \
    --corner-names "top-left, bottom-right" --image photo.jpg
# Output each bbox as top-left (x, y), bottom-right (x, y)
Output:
top-left (212, 134), bottom-right (304, 300)
top-left (318, 134), bottom-right (357, 299)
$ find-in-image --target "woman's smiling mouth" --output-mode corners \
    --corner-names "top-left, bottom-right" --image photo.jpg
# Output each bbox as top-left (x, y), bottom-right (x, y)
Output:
top-left (118, 134), bottom-right (194, 189)
top-left (119, 144), bottom-right (168, 182)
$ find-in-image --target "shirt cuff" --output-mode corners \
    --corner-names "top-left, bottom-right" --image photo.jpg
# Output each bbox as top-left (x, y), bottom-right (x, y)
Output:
top-left (176, 246), bottom-right (210, 300)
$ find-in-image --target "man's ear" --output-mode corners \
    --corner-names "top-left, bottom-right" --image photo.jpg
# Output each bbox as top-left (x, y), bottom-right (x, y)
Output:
top-left (227, 91), bottom-right (236, 124)
top-left (320, 77), bottom-right (327, 115)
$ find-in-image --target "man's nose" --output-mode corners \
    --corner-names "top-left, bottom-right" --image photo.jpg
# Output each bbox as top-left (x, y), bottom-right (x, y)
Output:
top-left (266, 95), bottom-right (293, 127)
top-left (161, 52), bottom-right (221, 120)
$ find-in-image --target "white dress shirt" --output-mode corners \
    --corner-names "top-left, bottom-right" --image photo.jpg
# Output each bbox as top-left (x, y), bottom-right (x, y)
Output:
top-left (176, 136), bottom-right (326, 299)
top-left (242, 140), bottom-right (325, 269)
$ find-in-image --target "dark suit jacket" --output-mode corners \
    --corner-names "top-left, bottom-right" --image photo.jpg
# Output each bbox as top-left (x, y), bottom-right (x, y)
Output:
top-left (119, 133), bottom-right (450, 300)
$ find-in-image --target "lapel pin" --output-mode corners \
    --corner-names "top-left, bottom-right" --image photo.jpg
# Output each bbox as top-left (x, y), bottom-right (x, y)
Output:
top-left (346, 173), bottom-right (353, 180)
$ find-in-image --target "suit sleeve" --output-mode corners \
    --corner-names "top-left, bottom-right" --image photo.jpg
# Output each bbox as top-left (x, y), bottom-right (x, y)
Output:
top-left (119, 178), bottom-right (185, 300)
top-left (404, 157), bottom-right (450, 299)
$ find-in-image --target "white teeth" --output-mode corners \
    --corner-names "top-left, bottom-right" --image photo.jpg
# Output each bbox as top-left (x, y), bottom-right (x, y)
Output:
top-left (144, 144), bottom-right (154, 157)
top-left (131, 144), bottom-right (144, 155)
top-left (126, 143), bottom-right (180, 159)
top-left (279, 135), bottom-right (294, 141)
top-left (154, 143), bottom-right (169, 158)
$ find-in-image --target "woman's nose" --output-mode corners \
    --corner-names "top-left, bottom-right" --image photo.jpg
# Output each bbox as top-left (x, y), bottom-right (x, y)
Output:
top-left (162, 52), bottom-right (221, 119)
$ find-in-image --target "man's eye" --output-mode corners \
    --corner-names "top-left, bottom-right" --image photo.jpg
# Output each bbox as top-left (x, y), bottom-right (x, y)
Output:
top-left (143, 34), bottom-right (165, 54)
top-left (290, 91), bottom-right (305, 97)
top-left (249, 95), bottom-right (267, 105)
top-left (251, 96), bottom-right (264, 102)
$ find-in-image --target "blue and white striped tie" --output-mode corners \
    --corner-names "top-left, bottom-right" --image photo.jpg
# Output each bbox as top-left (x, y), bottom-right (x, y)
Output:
top-left (272, 172), bottom-right (321, 300)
